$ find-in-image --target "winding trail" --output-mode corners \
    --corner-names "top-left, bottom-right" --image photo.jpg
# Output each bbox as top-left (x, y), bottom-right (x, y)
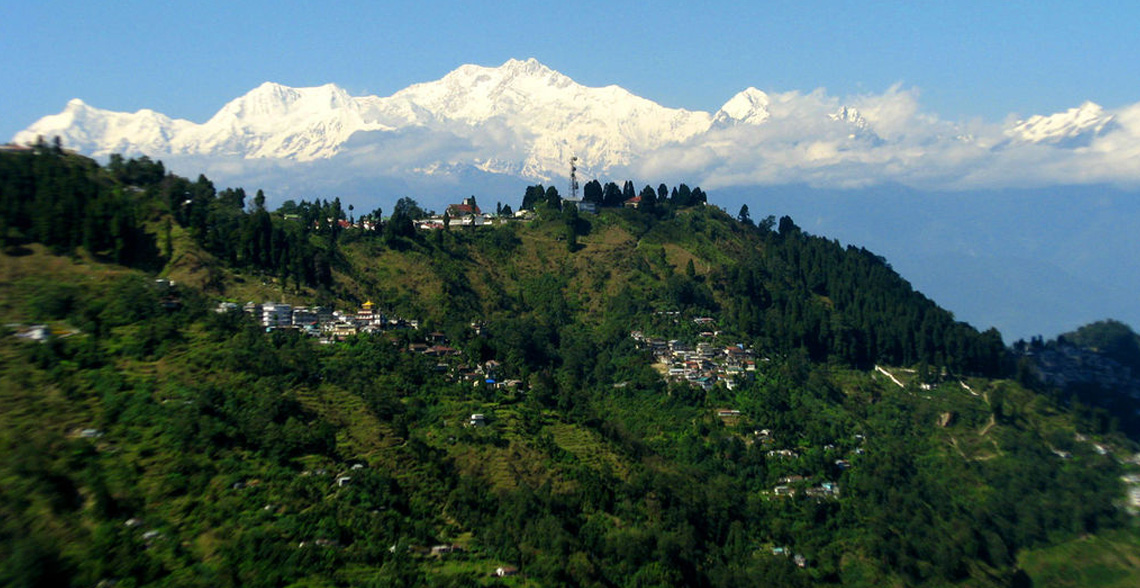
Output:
top-left (875, 365), bottom-right (905, 388)
top-left (979, 414), bottom-right (996, 437)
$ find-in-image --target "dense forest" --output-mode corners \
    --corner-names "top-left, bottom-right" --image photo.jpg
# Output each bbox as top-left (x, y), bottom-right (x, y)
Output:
top-left (2, 146), bottom-right (1138, 587)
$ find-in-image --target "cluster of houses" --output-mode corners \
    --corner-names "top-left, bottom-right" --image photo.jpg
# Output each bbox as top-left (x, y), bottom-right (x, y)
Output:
top-left (771, 476), bottom-right (841, 500)
top-left (301, 190), bottom-right (687, 234)
top-left (217, 300), bottom-right (527, 391)
top-left (752, 431), bottom-right (849, 500)
top-left (289, 197), bottom-right (539, 232)
top-left (770, 547), bottom-right (808, 568)
top-left (216, 300), bottom-right (420, 342)
top-left (414, 197), bottom-right (536, 230)
top-left (632, 323), bottom-right (854, 506)
top-left (410, 335), bottom-right (523, 390)
top-left (631, 322), bottom-right (760, 390)
top-left (404, 191), bottom-right (673, 231)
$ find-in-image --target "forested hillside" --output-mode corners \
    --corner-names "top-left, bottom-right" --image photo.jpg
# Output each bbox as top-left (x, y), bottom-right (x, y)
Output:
top-left (2, 146), bottom-right (1138, 587)
top-left (1013, 320), bottom-right (1140, 439)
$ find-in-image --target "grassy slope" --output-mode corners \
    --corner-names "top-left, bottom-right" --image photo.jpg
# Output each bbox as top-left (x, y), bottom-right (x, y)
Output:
top-left (1018, 528), bottom-right (1140, 587)
top-left (318, 207), bottom-right (739, 326)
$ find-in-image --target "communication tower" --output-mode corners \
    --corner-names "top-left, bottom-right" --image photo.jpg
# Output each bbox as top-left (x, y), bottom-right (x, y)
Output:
top-left (569, 156), bottom-right (579, 200)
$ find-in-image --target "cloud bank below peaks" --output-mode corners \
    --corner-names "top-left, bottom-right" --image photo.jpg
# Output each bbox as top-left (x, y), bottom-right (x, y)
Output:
top-left (637, 84), bottom-right (1140, 191)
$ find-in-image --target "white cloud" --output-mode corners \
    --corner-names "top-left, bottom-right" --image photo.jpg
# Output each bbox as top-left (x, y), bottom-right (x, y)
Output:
top-left (625, 84), bottom-right (1140, 192)
top-left (846, 84), bottom-right (924, 139)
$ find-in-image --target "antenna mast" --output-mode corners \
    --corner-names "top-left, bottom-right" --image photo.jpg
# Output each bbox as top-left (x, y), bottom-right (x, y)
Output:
top-left (569, 156), bottom-right (579, 200)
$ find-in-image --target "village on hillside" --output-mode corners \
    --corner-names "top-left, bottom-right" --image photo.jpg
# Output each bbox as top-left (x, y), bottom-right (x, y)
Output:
top-left (631, 319), bottom-right (761, 392)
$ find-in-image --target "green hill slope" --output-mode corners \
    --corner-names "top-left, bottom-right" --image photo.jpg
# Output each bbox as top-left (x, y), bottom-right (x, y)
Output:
top-left (2, 148), bottom-right (1139, 587)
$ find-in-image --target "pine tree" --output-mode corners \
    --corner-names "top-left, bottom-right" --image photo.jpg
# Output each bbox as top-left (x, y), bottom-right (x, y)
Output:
top-left (544, 186), bottom-right (561, 209)
top-left (738, 204), bottom-right (753, 226)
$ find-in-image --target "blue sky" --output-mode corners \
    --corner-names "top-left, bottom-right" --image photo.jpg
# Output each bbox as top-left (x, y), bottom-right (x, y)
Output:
top-left (4, 0), bottom-right (1139, 140)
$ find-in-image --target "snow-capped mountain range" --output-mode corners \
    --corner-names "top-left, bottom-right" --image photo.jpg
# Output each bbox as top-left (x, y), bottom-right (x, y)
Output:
top-left (12, 58), bottom-right (1140, 193)
top-left (15, 59), bottom-right (712, 176)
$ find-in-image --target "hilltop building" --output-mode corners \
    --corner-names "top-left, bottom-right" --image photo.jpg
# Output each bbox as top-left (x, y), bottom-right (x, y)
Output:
top-left (446, 196), bottom-right (481, 218)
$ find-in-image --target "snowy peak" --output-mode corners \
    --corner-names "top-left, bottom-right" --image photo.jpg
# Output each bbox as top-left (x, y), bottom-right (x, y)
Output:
top-left (450, 57), bottom-right (573, 90)
top-left (367, 58), bottom-right (711, 178)
top-left (494, 57), bottom-right (568, 84)
top-left (1007, 101), bottom-right (1117, 145)
top-left (51, 98), bottom-right (105, 126)
top-left (208, 82), bottom-right (356, 124)
top-left (187, 82), bottom-right (380, 160)
top-left (384, 57), bottom-right (579, 123)
top-left (830, 106), bottom-right (869, 129)
top-left (14, 99), bottom-right (190, 156)
top-left (713, 87), bottom-right (771, 126)
top-left (828, 105), bottom-right (883, 143)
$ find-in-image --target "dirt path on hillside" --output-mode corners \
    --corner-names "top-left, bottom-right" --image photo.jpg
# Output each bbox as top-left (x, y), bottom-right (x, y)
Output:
top-left (875, 365), bottom-right (905, 388)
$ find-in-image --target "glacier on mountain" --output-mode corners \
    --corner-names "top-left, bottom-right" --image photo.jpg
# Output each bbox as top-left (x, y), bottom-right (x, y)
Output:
top-left (712, 88), bottom-right (771, 127)
top-left (1005, 101), bottom-right (1118, 147)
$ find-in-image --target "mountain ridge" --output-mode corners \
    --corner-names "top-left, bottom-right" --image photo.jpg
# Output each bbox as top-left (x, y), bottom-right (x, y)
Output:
top-left (16, 58), bottom-right (1135, 188)
top-left (14, 58), bottom-right (714, 176)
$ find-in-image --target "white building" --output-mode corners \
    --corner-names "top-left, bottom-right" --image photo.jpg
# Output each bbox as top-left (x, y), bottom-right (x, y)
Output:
top-left (261, 302), bottom-right (292, 328)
